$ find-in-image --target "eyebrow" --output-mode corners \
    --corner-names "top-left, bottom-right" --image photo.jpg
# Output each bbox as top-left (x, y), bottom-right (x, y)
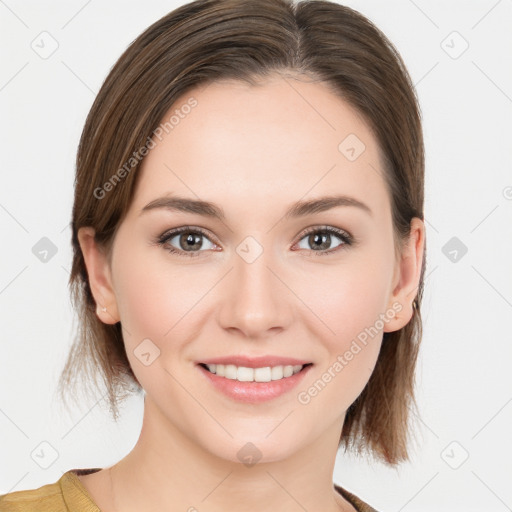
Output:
top-left (139, 194), bottom-right (372, 220)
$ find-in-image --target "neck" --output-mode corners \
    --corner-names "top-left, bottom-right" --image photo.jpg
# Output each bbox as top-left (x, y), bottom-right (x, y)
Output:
top-left (109, 395), bottom-right (351, 512)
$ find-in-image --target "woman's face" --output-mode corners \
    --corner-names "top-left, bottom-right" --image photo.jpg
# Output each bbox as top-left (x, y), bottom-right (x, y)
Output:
top-left (82, 75), bottom-right (423, 463)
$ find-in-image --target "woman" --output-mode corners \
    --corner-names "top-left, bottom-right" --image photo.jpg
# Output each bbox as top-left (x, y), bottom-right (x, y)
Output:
top-left (0, 0), bottom-right (426, 510)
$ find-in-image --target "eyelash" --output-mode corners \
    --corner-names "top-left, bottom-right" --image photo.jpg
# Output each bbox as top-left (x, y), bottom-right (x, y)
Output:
top-left (153, 225), bottom-right (354, 259)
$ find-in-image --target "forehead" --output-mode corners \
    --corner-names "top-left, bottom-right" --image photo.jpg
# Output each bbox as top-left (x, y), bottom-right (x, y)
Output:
top-left (132, 75), bottom-right (389, 217)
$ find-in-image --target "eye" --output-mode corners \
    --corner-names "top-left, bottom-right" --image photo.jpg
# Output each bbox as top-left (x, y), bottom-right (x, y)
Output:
top-left (293, 226), bottom-right (353, 256)
top-left (155, 226), bottom-right (218, 258)
top-left (154, 225), bottom-right (354, 258)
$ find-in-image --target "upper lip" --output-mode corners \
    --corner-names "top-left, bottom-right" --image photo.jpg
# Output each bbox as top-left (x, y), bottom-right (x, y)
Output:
top-left (198, 355), bottom-right (312, 368)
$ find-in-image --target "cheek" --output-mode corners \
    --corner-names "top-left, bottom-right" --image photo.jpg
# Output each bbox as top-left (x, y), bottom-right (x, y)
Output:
top-left (294, 250), bottom-right (393, 407)
top-left (112, 246), bottom-right (220, 385)
top-left (111, 248), bottom-right (188, 371)
top-left (299, 249), bottom-right (393, 345)
top-left (112, 252), bottom-right (193, 398)
top-left (113, 246), bottom-right (203, 338)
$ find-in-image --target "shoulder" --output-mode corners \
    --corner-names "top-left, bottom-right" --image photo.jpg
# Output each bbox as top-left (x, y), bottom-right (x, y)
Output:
top-left (334, 483), bottom-right (380, 512)
top-left (0, 479), bottom-right (65, 512)
top-left (0, 469), bottom-right (101, 512)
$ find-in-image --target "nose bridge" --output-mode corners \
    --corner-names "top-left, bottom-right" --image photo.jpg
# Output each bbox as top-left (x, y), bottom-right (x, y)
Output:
top-left (219, 236), bottom-right (291, 337)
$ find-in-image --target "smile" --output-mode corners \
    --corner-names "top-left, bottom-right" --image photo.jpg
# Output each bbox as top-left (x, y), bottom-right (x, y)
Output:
top-left (197, 362), bottom-right (313, 403)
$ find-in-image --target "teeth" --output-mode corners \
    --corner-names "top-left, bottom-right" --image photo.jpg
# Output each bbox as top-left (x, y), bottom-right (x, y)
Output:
top-left (204, 364), bottom-right (305, 382)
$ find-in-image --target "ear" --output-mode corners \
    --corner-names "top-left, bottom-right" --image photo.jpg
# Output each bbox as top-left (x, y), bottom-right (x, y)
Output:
top-left (77, 227), bottom-right (120, 325)
top-left (383, 217), bottom-right (425, 332)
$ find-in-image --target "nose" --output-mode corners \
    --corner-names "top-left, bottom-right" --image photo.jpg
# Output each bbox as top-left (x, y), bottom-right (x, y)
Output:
top-left (218, 244), bottom-right (293, 339)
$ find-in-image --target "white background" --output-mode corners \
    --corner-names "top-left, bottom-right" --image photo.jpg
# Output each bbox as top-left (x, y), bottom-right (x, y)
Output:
top-left (1, 1), bottom-right (511, 511)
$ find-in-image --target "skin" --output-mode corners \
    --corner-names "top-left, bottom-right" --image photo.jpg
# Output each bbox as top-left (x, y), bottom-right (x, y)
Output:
top-left (77, 74), bottom-right (425, 512)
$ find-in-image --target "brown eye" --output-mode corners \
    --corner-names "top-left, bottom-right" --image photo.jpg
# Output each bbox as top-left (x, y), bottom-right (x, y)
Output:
top-left (294, 227), bottom-right (352, 256)
top-left (157, 227), bottom-right (217, 257)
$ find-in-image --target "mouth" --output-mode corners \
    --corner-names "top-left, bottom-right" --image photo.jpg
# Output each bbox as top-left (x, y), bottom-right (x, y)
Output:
top-left (198, 362), bottom-right (313, 383)
top-left (196, 361), bottom-right (314, 403)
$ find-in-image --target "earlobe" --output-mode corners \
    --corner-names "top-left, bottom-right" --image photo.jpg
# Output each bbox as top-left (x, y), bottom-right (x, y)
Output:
top-left (384, 217), bottom-right (425, 333)
top-left (77, 227), bottom-right (120, 324)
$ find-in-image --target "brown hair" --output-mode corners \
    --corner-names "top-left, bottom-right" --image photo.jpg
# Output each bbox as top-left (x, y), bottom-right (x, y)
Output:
top-left (58, 0), bottom-right (426, 466)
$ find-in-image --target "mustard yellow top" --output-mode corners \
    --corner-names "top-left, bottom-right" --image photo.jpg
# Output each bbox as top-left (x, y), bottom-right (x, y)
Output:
top-left (0, 468), bottom-right (378, 511)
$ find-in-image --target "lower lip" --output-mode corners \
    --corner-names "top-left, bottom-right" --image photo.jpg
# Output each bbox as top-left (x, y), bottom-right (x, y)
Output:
top-left (197, 364), bottom-right (313, 404)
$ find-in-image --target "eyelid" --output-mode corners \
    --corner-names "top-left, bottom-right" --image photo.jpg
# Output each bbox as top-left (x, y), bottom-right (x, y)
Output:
top-left (160, 225), bottom-right (219, 244)
top-left (156, 225), bottom-right (220, 254)
top-left (295, 224), bottom-right (352, 241)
